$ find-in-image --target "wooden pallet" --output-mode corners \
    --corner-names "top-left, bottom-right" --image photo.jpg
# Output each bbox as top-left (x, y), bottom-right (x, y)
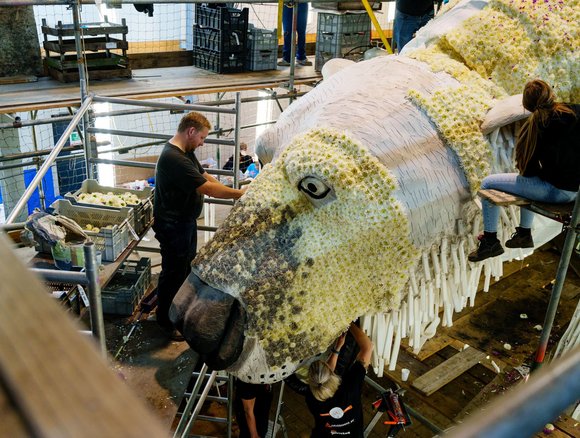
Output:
top-left (47, 65), bottom-right (132, 83)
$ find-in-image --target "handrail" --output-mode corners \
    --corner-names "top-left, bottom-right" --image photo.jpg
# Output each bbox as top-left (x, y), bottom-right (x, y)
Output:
top-left (93, 95), bottom-right (236, 115)
top-left (5, 94), bottom-right (94, 224)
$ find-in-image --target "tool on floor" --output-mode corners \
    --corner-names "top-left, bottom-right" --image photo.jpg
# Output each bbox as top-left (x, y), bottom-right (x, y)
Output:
top-left (365, 388), bottom-right (411, 437)
top-left (113, 289), bottom-right (158, 359)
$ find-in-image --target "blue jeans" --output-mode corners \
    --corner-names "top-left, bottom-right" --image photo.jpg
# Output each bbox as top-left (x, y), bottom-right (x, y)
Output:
top-left (393, 8), bottom-right (433, 52)
top-left (153, 218), bottom-right (198, 329)
top-left (481, 173), bottom-right (577, 232)
top-left (282, 3), bottom-right (308, 62)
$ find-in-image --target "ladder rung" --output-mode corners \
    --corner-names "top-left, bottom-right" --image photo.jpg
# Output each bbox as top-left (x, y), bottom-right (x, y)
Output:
top-left (184, 393), bottom-right (228, 403)
top-left (197, 415), bottom-right (228, 424)
top-left (191, 371), bottom-right (229, 382)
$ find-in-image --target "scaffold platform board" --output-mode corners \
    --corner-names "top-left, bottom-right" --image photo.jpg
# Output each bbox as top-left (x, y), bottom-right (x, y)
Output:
top-left (0, 64), bottom-right (321, 114)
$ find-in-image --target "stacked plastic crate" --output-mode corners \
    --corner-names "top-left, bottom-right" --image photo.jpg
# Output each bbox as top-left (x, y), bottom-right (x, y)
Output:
top-left (315, 13), bottom-right (372, 71)
top-left (193, 5), bottom-right (249, 74)
top-left (246, 25), bottom-right (278, 71)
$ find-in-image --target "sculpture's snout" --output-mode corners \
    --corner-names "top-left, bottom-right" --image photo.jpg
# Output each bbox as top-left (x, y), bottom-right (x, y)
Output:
top-left (170, 273), bottom-right (246, 370)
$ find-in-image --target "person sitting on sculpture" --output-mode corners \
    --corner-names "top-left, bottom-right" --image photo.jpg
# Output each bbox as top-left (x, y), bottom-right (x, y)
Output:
top-left (469, 79), bottom-right (579, 262)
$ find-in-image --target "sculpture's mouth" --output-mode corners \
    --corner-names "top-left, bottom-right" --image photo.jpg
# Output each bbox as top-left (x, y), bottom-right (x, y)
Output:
top-left (170, 273), bottom-right (246, 370)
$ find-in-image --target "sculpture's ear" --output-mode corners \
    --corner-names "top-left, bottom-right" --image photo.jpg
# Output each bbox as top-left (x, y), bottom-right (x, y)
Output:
top-left (481, 94), bottom-right (529, 135)
top-left (255, 128), bottom-right (278, 165)
top-left (321, 58), bottom-right (356, 80)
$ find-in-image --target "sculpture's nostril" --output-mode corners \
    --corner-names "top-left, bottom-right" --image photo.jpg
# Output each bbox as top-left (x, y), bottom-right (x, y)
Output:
top-left (170, 273), bottom-right (246, 369)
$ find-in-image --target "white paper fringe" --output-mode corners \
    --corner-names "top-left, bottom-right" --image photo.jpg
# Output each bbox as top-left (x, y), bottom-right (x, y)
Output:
top-left (362, 122), bottom-right (558, 373)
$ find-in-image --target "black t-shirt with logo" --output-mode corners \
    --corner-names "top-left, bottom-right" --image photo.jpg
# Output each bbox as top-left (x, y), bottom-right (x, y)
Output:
top-left (305, 361), bottom-right (366, 437)
top-left (153, 143), bottom-right (207, 223)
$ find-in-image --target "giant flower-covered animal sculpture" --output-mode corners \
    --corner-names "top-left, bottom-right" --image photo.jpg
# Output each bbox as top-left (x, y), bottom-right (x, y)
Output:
top-left (170, 0), bottom-right (579, 383)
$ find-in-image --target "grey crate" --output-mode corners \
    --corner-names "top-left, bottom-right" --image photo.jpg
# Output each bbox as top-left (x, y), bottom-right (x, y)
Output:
top-left (247, 26), bottom-right (278, 52)
top-left (317, 12), bottom-right (371, 35)
top-left (50, 199), bottom-right (133, 262)
top-left (247, 49), bottom-right (277, 71)
top-left (65, 179), bottom-right (153, 236)
top-left (312, 1), bottom-right (382, 11)
top-left (315, 47), bottom-right (365, 71)
top-left (314, 12), bottom-right (371, 71)
top-left (102, 257), bottom-right (151, 316)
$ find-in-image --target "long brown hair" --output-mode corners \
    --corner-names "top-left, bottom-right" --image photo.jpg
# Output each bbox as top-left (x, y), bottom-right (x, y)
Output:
top-left (515, 79), bottom-right (575, 173)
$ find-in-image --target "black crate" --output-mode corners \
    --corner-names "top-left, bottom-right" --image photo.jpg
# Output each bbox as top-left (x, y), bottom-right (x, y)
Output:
top-left (102, 257), bottom-right (151, 316)
top-left (193, 25), bottom-right (247, 54)
top-left (195, 5), bottom-right (248, 32)
top-left (46, 281), bottom-right (86, 315)
top-left (193, 47), bottom-right (245, 74)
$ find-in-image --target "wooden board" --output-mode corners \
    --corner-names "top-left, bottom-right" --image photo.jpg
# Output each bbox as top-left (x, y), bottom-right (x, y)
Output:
top-left (0, 233), bottom-right (168, 437)
top-left (129, 51), bottom-right (194, 69)
top-left (47, 66), bottom-right (132, 83)
top-left (0, 64), bottom-right (321, 114)
top-left (412, 347), bottom-right (487, 396)
top-left (478, 189), bottom-right (530, 206)
top-left (0, 75), bottom-right (38, 85)
top-left (551, 415), bottom-right (580, 437)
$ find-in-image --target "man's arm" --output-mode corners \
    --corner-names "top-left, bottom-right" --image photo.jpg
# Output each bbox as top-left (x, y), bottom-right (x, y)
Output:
top-left (197, 174), bottom-right (244, 199)
top-left (350, 322), bottom-right (373, 368)
top-left (241, 398), bottom-right (260, 438)
top-left (203, 172), bottom-right (220, 184)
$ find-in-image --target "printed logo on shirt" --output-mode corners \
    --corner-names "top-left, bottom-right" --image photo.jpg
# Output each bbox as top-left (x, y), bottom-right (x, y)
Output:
top-left (320, 405), bottom-right (353, 419)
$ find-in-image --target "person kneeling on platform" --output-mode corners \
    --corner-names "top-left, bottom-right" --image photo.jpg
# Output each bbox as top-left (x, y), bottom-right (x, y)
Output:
top-left (468, 79), bottom-right (579, 262)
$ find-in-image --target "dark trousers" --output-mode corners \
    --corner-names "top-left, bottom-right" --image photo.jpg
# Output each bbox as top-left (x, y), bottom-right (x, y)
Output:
top-left (282, 2), bottom-right (308, 62)
top-left (393, 8), bottom-right (434, 52)
top-left (153, 218), bottom-right (197, 329)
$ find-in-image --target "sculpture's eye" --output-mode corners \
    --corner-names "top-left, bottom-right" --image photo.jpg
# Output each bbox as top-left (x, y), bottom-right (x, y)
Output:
top-left (298, 176), bottom-right (335, 206)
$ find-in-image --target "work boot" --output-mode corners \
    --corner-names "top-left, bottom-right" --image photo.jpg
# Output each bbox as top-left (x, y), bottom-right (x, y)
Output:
top-left (277, 59), bottom-right (290, 67)
top-left (505, 227), bottom-right (534, 248)
top-left (468, 234), bottom-right (504, 262)
top-left (297, 58), bottom-right (313, 66)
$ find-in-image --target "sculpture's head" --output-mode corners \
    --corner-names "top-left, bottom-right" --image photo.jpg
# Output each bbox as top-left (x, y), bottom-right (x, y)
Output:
top-left (170, 129), bottom-right (418, 382)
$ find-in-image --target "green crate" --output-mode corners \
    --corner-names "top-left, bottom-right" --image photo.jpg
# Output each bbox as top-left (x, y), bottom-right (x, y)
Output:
top-left (102, 258), bottom-right (151, 316)
top-left (50, 199), bottom-right (133, 262)
top-left (65, 179), bottom-right (153, 236)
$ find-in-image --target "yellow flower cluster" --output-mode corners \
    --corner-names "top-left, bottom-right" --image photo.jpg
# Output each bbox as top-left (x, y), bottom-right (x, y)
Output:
top-left (442, 0), bottom-right (578, 99)
top-left (195, 129), bottom-right (419, 371)
top-left (78, 191), bottom-right (139, 207)
top-left (408, 0), bottom-right (579, 194)
top-left (409, 85), bottom-right (494, 193)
